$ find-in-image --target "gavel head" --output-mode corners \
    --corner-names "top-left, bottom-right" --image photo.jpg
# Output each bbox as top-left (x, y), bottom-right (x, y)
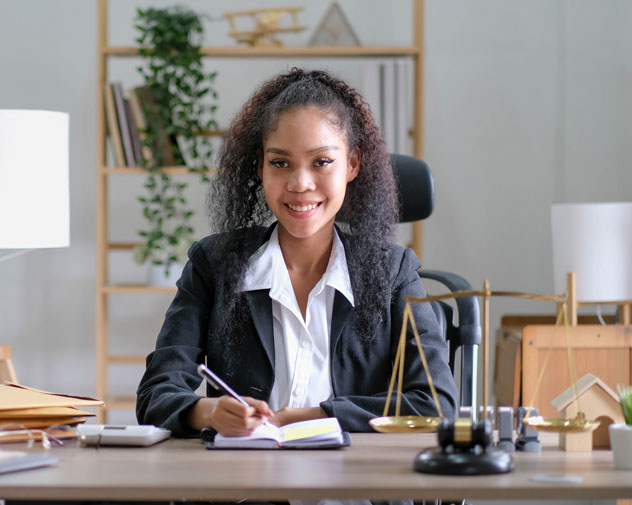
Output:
top-left (437, 418), bottom-right (492, 453)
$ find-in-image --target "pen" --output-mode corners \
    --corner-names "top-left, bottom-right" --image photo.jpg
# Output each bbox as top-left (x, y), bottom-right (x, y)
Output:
top-left (197, 364), bottom-right (249, 407)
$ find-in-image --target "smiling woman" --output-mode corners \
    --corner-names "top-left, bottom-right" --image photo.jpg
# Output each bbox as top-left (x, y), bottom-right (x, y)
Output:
top-left (208, 69), bottom-right (397, 345)
top-left (261, 106), bottom-right (358, 243)
top-left (260, 105), bottom-right (360, 320)
top-left (136, 68), bottom-right (457, 443)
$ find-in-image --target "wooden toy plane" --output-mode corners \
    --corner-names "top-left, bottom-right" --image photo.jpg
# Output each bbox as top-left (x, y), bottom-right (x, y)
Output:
top-left (224, 7), bottom-right (307, 47)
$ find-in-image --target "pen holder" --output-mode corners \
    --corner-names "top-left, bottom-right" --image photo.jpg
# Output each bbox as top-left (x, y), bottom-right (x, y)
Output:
top-left (609, 424), bottom-right (632, 470)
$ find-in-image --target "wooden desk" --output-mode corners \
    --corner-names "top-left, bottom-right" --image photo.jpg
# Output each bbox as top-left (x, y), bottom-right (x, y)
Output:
top-left (0, 433), bottom-right (631, 502)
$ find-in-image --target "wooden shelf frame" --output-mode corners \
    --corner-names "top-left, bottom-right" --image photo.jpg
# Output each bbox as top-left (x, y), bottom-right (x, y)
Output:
top-left (102, 166), bottom-right (216, 175)
top-left (96, 0), bottom-right (426, 422)
top-left (104, 45), bottom-right (421, 58)
top-left (105, 395), bottom-right (137, 410)
top-left (101, 285), bottom-right (177, 294)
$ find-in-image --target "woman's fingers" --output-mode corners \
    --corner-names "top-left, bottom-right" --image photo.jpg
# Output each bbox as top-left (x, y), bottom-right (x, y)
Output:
top-left (244, 397), bottom-right (274, 417)
top-left (212, 396), bottom-right (270, 436)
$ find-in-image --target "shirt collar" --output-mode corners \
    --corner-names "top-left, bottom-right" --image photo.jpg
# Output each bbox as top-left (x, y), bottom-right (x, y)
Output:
top-left (242, 225), bottom-right (355, 307)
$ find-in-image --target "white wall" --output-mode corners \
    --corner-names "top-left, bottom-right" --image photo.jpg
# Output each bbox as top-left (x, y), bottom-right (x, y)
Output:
top-left (1, 0), bottom-right (631, 432)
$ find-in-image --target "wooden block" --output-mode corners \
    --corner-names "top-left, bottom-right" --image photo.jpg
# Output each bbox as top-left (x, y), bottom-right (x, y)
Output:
top-left (559, 432), bottom-right (593, 451)
top-left (501, 313), bottom-right (616, 328)
top-left (493, 327), bottom-right (521, 411)
top-left (521, 325), bottom-right (632, 418)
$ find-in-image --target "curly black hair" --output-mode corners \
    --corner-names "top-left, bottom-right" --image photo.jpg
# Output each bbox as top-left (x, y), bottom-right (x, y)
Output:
top-left (207, 67), bottom-right (399, 342)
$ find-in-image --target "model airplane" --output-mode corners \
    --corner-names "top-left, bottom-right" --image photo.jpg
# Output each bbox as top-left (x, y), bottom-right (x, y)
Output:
top-left (224, 7), bottom-right (307, 47)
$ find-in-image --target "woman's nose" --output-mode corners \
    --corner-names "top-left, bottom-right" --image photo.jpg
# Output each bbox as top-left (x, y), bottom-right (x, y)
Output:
top-left (287, 168), bottom-right (315, 192)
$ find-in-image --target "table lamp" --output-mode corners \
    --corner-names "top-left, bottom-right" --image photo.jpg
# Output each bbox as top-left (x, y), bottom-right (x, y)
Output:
top-left (551, 202), bottom-right (632, 325)
top-left (0, 109), bottom-right (69, 259)
top-left (0, 109), bottom-right (69, 383)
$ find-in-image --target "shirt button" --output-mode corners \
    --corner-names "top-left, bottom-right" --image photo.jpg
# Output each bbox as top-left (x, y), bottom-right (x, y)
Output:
top-left (301, 340), bottom-right (310, 348)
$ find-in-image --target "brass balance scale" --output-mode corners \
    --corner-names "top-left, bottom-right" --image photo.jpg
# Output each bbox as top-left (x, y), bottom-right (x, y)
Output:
top-left (369, 280), bottom-right (600, 475)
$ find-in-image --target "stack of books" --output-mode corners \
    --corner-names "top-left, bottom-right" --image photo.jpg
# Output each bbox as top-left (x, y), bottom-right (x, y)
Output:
top-left (360, 59), bottom-right (413, 156)
top-left (103, 82), bottom-right (182, 168)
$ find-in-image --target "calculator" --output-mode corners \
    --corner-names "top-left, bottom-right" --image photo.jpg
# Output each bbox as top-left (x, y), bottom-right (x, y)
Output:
top-left (76, 424), bottom-right (171, 447)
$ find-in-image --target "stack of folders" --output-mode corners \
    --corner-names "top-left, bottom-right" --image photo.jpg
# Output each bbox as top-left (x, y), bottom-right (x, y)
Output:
top-left (0, 382), bottom-right (104, 442)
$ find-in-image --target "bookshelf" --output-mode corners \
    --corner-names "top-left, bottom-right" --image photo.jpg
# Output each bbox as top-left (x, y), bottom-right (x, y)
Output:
top-left (96, 0), bottom-right (426, 422)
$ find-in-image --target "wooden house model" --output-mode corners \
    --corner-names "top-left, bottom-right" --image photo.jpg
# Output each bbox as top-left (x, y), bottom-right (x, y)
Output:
top-left (550, 372), bottom-right (624, 451)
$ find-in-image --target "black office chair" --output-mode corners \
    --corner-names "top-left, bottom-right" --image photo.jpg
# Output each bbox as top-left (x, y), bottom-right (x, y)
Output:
top-left (393, 153), bottom-right (481, 409)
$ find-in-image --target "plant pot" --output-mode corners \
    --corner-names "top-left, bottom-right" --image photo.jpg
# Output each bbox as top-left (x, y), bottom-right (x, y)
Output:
top-left (148, 263), bottom-right (184, 287)
top-left (609, 423), bottom-right (632, 470)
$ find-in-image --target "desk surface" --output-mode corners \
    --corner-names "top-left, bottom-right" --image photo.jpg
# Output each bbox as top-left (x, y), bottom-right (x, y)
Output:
top-left (0, 433), bottom-right (630, 502)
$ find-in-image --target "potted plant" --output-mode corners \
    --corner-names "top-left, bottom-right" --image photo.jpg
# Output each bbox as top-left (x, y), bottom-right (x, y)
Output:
top-left (132, 6), bottom-right (218, 285)
top-left (609, 385), bottom-right (632, 469)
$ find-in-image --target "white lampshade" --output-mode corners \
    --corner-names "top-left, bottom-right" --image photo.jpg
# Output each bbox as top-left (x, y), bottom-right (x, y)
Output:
top-left (0, 109), bottom-right (69, 248)
top-left (551, 202), bottom-right (632, 302)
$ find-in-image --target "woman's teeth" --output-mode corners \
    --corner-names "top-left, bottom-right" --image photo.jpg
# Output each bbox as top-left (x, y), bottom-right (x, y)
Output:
top-left (287, 203), bottom-right (318, 212)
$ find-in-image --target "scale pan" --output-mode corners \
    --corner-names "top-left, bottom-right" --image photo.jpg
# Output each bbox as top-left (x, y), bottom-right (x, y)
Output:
top-left (369, 416), bottom-right (441, 433)
top-left (523, 416), bottom-right (600, 433)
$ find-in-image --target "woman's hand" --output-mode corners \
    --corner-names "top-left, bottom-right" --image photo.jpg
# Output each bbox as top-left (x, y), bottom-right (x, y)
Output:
top-left (188, 396), bottom-right (274, 436)
top-left (269, 406), bottom-right (327, 427)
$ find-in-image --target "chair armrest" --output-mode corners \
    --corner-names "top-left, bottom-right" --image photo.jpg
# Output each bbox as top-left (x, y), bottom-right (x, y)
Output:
top-left (419, 269), bottom-right (481, 408)
top-left (418, 270), bottom-right (481, 346)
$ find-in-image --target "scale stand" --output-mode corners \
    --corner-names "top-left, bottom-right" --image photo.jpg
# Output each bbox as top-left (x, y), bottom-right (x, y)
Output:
top-left (414, 418), bottom-right (514, 475)
top-left (372, 280), bottom-right (590, 475)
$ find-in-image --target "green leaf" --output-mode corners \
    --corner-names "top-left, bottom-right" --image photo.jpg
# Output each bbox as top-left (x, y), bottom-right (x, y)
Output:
top-left (618, 384), bottom-right (632, 426)
top-left (134, 4), bottom-right (217, 265)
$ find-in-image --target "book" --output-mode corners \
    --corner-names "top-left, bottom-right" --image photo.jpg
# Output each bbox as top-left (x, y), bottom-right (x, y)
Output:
top-left (393, 58), bottom-right (413, 155)
top-left (380, 60), bottom-right (396, 153)
top-left (127, 87), bottom-right (154, 166)
top-left (209, 417), bottom-right (348, 450)
top-left (361, 59), bottom-right (413, 155)
top-left (360, 61), bottom-right (382, 134)
top-left (103, 83), bottom-right (126, 167)
top-left (124, 97), bottom-right (142, 167)
top-left (111, 82), bottom-right (135, 167)
top-left (130, 86), bottom-right (182, 167)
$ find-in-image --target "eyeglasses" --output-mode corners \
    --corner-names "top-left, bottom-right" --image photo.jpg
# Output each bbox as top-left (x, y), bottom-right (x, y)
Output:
top-left (0, 423), bottom-right (74, 450)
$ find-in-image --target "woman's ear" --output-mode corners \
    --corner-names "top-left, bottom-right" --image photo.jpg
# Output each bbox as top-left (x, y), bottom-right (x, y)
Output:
top-left (347, 147), bottom-right (360, 182)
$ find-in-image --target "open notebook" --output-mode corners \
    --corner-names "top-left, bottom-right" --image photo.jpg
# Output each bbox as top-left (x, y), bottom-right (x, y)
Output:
top-left (206, 417), bottom-right (350, 449)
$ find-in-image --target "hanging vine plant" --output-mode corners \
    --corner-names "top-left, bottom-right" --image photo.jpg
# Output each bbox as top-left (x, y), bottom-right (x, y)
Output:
top-left (132, 6), bottom-right (218, 276)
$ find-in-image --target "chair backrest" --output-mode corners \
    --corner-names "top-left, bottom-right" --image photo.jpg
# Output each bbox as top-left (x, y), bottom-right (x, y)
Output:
top-left (391, 153), bottom-right (481, 408)
top-left (392, 153), bottom-right (434, 222)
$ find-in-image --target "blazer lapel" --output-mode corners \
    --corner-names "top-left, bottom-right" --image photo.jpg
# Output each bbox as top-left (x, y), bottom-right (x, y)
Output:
top-left (330, 226), bottom-right (356, 356)
top-left (245, 290), bottom-right (275, 371)
top-left (241, 223), bottom-right (278, 371)
top-left (330, 290), bottom-right (354, 356)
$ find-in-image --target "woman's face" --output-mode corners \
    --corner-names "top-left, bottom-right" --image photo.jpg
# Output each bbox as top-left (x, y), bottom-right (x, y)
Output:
top-left (260, 106), bottom-right (359, 243)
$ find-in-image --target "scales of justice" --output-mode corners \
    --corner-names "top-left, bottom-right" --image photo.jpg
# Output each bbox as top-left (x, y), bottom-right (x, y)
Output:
top-left (369, 279), bottom-right (600, 475)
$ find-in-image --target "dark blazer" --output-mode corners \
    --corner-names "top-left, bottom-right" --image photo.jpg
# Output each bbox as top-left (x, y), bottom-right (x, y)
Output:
top-left (136, 225), bottom-right (458, 437)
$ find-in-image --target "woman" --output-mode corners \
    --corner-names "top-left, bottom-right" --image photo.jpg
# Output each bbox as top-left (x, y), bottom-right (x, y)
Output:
top-left (136, 68), bottom-right (457, 438)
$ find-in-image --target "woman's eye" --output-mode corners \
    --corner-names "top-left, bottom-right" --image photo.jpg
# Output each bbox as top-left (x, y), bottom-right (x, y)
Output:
top-left (314, 158), bottom-right (334, 167)
top-left (269, 159), bottom-right (288, 168)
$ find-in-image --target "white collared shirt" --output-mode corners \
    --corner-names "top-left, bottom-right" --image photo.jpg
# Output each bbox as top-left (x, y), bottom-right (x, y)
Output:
top-left (242, 226), bottom-right (354, 411)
